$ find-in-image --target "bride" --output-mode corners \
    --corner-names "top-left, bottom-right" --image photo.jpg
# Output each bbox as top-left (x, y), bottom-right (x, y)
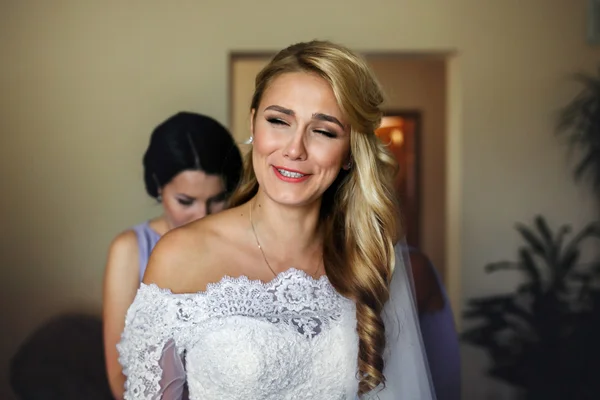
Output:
top-left (118, 40), bottom-right (436, 399)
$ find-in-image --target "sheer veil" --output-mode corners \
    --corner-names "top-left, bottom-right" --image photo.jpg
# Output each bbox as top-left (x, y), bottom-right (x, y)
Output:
top-left (363, 240), bottom-right (437, 399)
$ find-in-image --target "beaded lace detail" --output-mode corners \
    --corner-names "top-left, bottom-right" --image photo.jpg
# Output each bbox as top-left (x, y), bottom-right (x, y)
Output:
top-left (118, 268), bottom-right (359, 399)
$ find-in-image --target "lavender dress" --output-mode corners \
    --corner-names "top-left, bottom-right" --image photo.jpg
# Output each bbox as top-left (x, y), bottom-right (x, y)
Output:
top-left (131, 221), bottom-right (161, 282)
top-left (411, 249), bottom-right (461, 400)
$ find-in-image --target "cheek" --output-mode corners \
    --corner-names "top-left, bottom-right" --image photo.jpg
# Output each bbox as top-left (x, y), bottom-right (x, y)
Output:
top-left (162, 201), bottom-right (191, 225)
top-left (251, 145), bottom-right (270, 184)
top-left (253, 129), bottom-right (280, 157)
top-left (312, 144), bottom-right (347, 170)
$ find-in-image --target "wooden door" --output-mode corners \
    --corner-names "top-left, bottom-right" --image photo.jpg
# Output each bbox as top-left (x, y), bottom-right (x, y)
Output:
top-left (375, 112), bottom-right (421, 248)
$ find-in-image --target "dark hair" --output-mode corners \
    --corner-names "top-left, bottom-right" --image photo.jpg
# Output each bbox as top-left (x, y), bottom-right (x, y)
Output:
top-left (143, 112), bottom-right (243, 199)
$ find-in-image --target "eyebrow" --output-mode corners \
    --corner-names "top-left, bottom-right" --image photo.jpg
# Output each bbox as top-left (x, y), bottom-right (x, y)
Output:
top-left (177, 191), bottom-right (227, 201)
top-left (264, 105), bottom-right (345, 130)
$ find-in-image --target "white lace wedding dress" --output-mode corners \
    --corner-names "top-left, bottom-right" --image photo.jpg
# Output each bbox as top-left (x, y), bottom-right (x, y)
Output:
top-left (117, 245), bottom-right (436, 399)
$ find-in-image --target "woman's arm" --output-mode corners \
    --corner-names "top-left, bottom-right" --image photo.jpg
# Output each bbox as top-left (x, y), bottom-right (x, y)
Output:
top-left (119, 226), bottom-right (209, 400)
top-left (102, 231), bottom-right (140, 400)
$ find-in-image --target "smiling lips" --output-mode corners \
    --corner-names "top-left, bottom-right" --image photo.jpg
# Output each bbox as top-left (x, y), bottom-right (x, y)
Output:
top-left (272, 166), bottom-right (311, 183)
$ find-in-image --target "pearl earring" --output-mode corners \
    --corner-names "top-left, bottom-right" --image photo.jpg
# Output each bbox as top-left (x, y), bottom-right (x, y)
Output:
top-left (245, 136), bottom-right (254, 144)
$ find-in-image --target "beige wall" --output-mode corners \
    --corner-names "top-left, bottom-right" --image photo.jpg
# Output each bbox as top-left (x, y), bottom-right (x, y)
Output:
top-left (231, 57), bottom-right (266, 144)
top-left (1, 1), bottom-right (598, 399)
top-left (231, 57), bottom-right (447, 281)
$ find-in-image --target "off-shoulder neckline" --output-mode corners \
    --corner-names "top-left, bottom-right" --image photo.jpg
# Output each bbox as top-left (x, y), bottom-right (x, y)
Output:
top-left (140, 267), bottom-right (331, 297)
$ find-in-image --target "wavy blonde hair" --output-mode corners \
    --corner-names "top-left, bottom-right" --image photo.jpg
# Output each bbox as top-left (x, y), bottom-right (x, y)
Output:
top-left (230, 40), bottom-right (400, 394)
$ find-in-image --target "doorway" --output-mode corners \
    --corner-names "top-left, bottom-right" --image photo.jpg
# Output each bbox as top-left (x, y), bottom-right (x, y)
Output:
top-left (376, 111), bottom-right (421, 249)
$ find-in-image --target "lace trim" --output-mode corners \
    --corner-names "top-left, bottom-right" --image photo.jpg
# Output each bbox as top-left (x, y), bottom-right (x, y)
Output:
top-left (141, 267), bottom-right (331, 296)
top-left (143, 268), bottom-right (349, 337)
top-left (119, 268), bottom-right (355, 399)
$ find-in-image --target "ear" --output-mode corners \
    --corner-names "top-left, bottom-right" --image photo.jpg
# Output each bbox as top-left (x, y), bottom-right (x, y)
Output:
top-left (342, 154), bottom-right (353, 171)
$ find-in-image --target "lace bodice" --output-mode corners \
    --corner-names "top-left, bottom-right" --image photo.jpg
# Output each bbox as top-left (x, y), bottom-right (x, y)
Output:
top-left (118, 268), bottom-right (360, 399)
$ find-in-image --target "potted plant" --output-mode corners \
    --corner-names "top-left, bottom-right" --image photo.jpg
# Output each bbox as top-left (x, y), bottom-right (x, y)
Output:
top-left (461, 216), bottom-right (600, 400)
top-left (556, 67), bottom-right (600, 193)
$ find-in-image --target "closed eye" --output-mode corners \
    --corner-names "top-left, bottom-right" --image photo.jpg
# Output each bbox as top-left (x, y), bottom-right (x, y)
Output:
top-left (267, 118), bottom-right (288, 126)
top-left (177, 198), bottom-right (194, 206)
top-left (315, 130), bottom-right (337, 138)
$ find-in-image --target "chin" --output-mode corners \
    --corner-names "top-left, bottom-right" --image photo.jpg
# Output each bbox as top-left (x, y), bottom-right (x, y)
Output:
top-left (174, 219), bottom-right (195, 229)
top-left (263, 188), bottom-right (321, 208)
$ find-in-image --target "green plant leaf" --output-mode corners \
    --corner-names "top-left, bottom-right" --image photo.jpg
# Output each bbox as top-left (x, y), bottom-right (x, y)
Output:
top-left (556, 68), bottom-right (600, 195)
top-left (485, 261), bottom-right (522, 273)
top-left (516, 223), bottom-right (547, 257)
top-left (561, 223), bottom-right (600, 268)
top-left (534, 215), bottom-right (553, 250)
top-left (552, 225), bottom-right (571, 264)
top-left (519, 248), bottom-right (543, 295)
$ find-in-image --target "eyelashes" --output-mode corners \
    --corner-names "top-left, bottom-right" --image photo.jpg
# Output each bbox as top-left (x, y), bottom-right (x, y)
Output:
top-left (316, 130), bottom-right (336, 138)
top-left (177, 198), bottom-right (194, 206)
top-left (266, 117), bottom-right (337, 138)
top-left (267, 118), bottom-right (287, 125)
top-left (176, 191), bottom-right (228, 209)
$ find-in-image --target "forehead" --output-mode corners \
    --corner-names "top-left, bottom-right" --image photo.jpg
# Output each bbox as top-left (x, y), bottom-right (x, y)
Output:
top-left (166, 170), bottom-right (224, 196)
top-left (260, 72), bottom-right (345, 120)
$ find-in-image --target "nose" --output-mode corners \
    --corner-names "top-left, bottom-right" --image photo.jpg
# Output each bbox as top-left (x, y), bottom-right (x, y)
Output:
top-left (190, 203), bottom-right (207, 221)
top-left (282, 129), bottom-right (307, 161)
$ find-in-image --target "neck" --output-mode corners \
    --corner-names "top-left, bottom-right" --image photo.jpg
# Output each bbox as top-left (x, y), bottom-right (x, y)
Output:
top-left (150, 216), bottom-right (171, 236)
top-left (249, 190), bottom-right (323, 263)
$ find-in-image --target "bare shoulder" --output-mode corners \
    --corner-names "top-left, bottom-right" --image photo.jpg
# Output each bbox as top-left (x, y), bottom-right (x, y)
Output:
top-left (143, 206), bottom-right (248, 294)
top-left (106, 229), bottom-right (138, 269)
top-left (103, 229), bottom-right (140, 310)
top-left (109, 229), bottom-right (138, 254)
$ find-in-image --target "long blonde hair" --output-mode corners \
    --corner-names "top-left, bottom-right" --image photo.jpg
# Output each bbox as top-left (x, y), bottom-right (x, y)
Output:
top-left (230, 40), bottom-right (400, 394)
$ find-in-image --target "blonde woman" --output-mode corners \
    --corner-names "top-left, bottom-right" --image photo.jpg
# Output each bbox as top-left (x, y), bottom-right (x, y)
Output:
top-left (118, 40), bottom-right (435, 399)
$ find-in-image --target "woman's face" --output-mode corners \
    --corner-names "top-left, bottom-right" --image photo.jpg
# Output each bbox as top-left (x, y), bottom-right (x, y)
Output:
top-left (160, 170), bottom-right (226, 229)
top-left (250, 72), bottom-right (351, 208)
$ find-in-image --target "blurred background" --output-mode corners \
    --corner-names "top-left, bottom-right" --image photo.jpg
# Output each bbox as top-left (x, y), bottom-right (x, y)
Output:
top-left (1, 1), bottom-right (599, 399)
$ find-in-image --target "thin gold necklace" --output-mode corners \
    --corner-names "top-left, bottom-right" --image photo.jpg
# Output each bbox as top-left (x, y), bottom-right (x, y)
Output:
top-left (249, 200), bottom-right (278, 278)
top-left (248, 200), bottom-right (322, 279)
